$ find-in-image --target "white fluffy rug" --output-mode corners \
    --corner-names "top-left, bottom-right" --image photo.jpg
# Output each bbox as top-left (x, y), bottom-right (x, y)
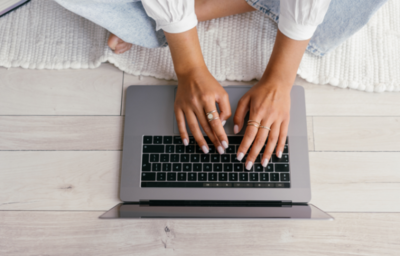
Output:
top-left (0, 0), bottom-right (399, 92)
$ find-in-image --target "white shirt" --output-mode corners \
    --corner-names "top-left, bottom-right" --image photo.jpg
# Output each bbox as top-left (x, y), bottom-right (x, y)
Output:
top-left (142, 0), bottom-right (332, 40)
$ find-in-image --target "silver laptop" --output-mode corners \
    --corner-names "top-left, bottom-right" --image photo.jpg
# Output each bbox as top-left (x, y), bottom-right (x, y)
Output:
top-left (100, 85), bottom-right (333, 220)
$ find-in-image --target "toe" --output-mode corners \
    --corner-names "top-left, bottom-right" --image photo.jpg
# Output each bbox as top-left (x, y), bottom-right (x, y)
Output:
top-left (107, 33), bottom-right (120, 51)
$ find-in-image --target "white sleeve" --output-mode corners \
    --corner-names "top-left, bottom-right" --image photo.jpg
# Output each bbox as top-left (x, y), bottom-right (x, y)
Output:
top-left (278, 0), bottom-right (332, 40)
top-left (141, 0), bottom-right (198, 34)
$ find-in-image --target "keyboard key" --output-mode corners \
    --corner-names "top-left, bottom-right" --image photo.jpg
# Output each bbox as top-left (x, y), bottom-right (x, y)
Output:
top-left (157, 173), bottom-right (166, 181)
top-left (208, 145), bottom-right (216, 153)
top-left (283, 144), bottom-right (288, 153)
top-left (224, 163), bottom-right (233, 172)
top-left (221, 155), bottom-right (230, 162)
top-left (234, 164), bottom-right (244, 172)
top-left (193, 163), bottom-right (202, 171)
top-left (196, 146), bottom-right (203, 153)
top-left (152, 163), bottom-right (161, 171)
top-left (204, 137), bottom-right (212, 144)
top-left (142, 173), bottom-right (155, 181)
top-left (228, 136), bottom-right (243, 144)
top-left (180, 154), bottom-right (189, 162)
top-left (260, 173), bottom-right (269, 181)
top-left (150, 154), bottom-right (159, 162)
top-left (183, 163), bottom-right (192, 171)
top-left (166, 145), bottom-right (174, 153)
top-left (211, 154), bottom-right (220, 162)
top-left (162, 163), bottom-right (171, 171)
top-left (143, 145), bottom-right (164, 153)
top-left (142, 154), bottom-right (149, 163)
top-left (167, 173), bottom-right (176, 181)
top-left (188, 173), bottom-right (197, 181)
top-left (201, 154), bottom-right (210, 162)
top-left (173, 163), bottom-right (182, 171)
top-left (203, 163), bottom-right (212, 172)
top-left (176, 145), bottom-right (185, 153)
top-left (174, 136), bottom-right (183, 144)
top-left (275, 164), bottom-right (290, 172)
top-left (219, 173), bottom-right (228, 181)
top-left (255, 155), bottom-right (261, 163)
top-left (270, 173), bottom-right (279, 181)
top-left (239, 173), bottom-right (248, 181)
top-left (229, 173), bottom-right (238, 181)
top-left (171, 154), bottom-right (179, 162)
top-left (141, 162), bottom-right (151, 171)
top-left (189, 137), bottom-right (195, 144)
top-left (250, 173), bottom-right (258, 181)
top-left (272, 154), bottom-right (289, 163)
top-left (186, 145), bottom-right (195, 153)
top-left (231, 154), bottom-right (240, 163)
top-left (226, 145), bottom-right (235, 153)
top-left (198, 173), bottom-right (207, 181)
top-left (160, 154), bottom-right (169, 162)
top-left (236, 145), bottom-right (240, 153)
top-left (163, 136), bottom-right (173, 144)
top-left (213, 164), bottom-right (223, 172)
top-left (208, 173), bottom-right (217, 181)
top-left (191, 154), bottom-right (200, 162)
top-left (154, 136), bottom-right (162, 144)
top-left (265, 163), bottom-right (274, 172)
top-left (280, 173), bottom-right (290, 181)
top-left (178, 173), bottom-right (187, 181)
top-left (143, 136), bottom-right (152, 144)
top-left (254, 164), bottom-right (263, 172)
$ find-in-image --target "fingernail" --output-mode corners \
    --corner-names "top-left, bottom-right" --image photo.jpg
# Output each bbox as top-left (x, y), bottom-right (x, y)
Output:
top-left (202, 145), bottom-right (209, 154)
top-left (246, 161), bottom-right (253, 170)
top-left (222, 141), bottom-right (228, 149)
top-left (217, 146), bottom-right (224, 155)
top-left (222, 120), bottom-right (226, 126)
top-left (237, 152), bottom-right (244, 161)
top-left (278, 151), bottom-right (282, 158)
top-left (183, 139), bottom-right (188, 146)
top-left (234, 125), bottom-right (239, 134)
top-left (262, 158), bottom-right (269, 167)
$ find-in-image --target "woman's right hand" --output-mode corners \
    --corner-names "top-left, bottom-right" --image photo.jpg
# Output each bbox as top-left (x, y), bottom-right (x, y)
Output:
top-left (175, 67), bottom-right (231, 154)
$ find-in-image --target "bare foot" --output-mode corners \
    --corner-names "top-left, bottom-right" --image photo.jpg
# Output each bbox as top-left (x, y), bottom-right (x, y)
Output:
top-left (108, 33), bottom-right (133, 54)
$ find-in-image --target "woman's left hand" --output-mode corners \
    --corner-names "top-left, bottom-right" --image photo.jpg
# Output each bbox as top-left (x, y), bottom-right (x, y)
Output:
top-left (233, 80), bottom-right (291, 170)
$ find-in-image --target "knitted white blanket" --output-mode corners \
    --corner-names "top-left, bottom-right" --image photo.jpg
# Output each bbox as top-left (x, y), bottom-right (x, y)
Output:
top-left (0, 0), bottom-right (399, 92)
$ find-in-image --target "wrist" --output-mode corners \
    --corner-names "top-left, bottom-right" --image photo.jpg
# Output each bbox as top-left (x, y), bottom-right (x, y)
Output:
top-left (175, 63), bottom-right (208, 78)
top-left (258, 74), bottom-right (294, 93)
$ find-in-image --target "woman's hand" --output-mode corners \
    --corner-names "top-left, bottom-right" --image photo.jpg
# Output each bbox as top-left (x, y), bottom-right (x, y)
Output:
top-left (234, 80), bottom-right (291, 169)
top-left (175, 67), bottom-right (231, 154)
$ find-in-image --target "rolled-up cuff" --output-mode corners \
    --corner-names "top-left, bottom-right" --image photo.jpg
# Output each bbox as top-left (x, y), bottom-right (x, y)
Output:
top-left (278, 14), bottom-right (318, 41)
top-left (157, 12), bottom-right (198, 34)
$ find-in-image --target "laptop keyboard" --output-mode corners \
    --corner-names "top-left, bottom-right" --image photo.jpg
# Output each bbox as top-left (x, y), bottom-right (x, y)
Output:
top-left (141, 135), bottom-right (290, 188)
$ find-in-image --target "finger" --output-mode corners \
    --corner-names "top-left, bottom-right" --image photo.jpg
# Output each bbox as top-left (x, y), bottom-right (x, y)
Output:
top-left (233, 96), bottom-right (250, 134)
top-left (262, 121), bottom-right (281, 166)
top-left (246, 123), bottom-right (271, 171)
top-left (236, 114), bottom-right (262, 166)
top-left (205, 104), bottom-right (229, 154)
top-left (184, 110), bottom-right (209, 153)
top-left (275, 119), bottom-right (290, 158)
top-left (195, 110), bottom-right (222, 154)
top-left (174, 107), bottom-right (189, 146)
top-left (216, 92), bottom-right (231, 127)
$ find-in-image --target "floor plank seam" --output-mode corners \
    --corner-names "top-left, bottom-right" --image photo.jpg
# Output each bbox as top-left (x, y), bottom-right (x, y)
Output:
top-left (120, 72), bottom-right (125, 116)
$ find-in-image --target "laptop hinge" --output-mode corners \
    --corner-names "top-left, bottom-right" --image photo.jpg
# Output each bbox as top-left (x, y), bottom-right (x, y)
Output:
top-left (134, 200), bottom-right (293, 207)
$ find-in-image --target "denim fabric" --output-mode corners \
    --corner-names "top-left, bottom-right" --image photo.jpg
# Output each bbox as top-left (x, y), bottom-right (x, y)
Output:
top-left (55, 0), bottom-right (167, 48)
top-left (246, 0), bottom-right (388, 56)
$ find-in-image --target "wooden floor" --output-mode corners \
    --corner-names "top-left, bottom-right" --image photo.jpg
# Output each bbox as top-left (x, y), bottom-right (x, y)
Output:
top-left (1, 63), bottom-right (399, 255)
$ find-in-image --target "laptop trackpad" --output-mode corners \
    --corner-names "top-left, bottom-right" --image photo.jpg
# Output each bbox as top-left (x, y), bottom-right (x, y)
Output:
top-left (173, 86), bottom-right (251, 135)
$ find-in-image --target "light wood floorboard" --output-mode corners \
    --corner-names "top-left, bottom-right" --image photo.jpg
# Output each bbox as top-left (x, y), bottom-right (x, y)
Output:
top-left (1, 151), bottom-right (399, 211)
top-left (1, 211), bottom-right (399, 256)
top-left (0, 64), bottom-right (123, 115)
top-left (314, 117), bottom-right (400, 151)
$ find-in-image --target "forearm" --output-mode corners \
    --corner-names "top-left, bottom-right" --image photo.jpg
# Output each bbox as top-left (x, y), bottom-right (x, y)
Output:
top-left (261, 30), bottom-right (310, 90)
top-left (164, 28), bottom-right (207, 77)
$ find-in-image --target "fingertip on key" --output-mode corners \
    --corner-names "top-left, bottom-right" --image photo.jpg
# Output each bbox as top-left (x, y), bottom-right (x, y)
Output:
top-left (234, 124), bottom-right (239, 134)
top-left (183, 139), bottom-right (189, 146)
top-left (222, 141), bottom-right (229, 149)
top-left (262, 158), bottom-right (269, 167)
top-left (237, 152), bottom-right (244, 161)
top-left (222, 120), bottom-right (226, 126)
top-left (278, 151), bottom-right (282, 158)
top-left (217, 146), bottom-right (224, 155)
top-left (202, 145), bottom-right (209, 154)
top-left (245, 161), bottom-right (253, 170)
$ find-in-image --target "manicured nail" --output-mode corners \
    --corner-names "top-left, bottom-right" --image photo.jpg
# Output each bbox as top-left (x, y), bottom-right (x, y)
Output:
top-left (202, 145), bottom-right (209, 154)
top-left (217, 146), bottom-right (224, 155)
top-left (237, 152), bottom-right (244, 161)
top-left (183, 139), bottom-right (188, 146)
top-left (222, 120), bottom-right (226, 126)
top-left (234, 125), bottom-right (239, 134)
top-left (246, 161), bottom-right (253, 170)
top-left (262, 158), bottom-right (269, 167)
top-left (278, 151), bottom-right (282, 158)
top-left (222, 141), bottom-right (229, 149)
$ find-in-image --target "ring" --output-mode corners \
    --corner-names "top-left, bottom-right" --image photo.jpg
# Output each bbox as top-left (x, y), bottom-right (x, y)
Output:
top-left (248, 120), bottom-right (261, 125)
top-left (260, 125), bottom-right (271, 131)
top-left (247, 123), bottom-right (260, 128)
top-left (208, 117), bottom-right (219, 122)
top-left (206, 110), bottom-right (217, 121)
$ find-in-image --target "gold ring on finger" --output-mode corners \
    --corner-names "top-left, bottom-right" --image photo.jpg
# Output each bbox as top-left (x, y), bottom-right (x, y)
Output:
top-left (247, 123), bottom-right (260, 128)
top-left (260, 125), bottom-right (271, 131)
top-left (248, 120), bottom-right (261, 125)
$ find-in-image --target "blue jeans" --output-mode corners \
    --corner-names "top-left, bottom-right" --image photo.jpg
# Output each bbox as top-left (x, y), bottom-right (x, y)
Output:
top-left (55, 0), bottom-right (387, 56)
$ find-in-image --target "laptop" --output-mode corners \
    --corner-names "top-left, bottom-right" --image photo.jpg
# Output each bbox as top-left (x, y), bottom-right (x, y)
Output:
top-left (100, 85), bottom-right (333, 220)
